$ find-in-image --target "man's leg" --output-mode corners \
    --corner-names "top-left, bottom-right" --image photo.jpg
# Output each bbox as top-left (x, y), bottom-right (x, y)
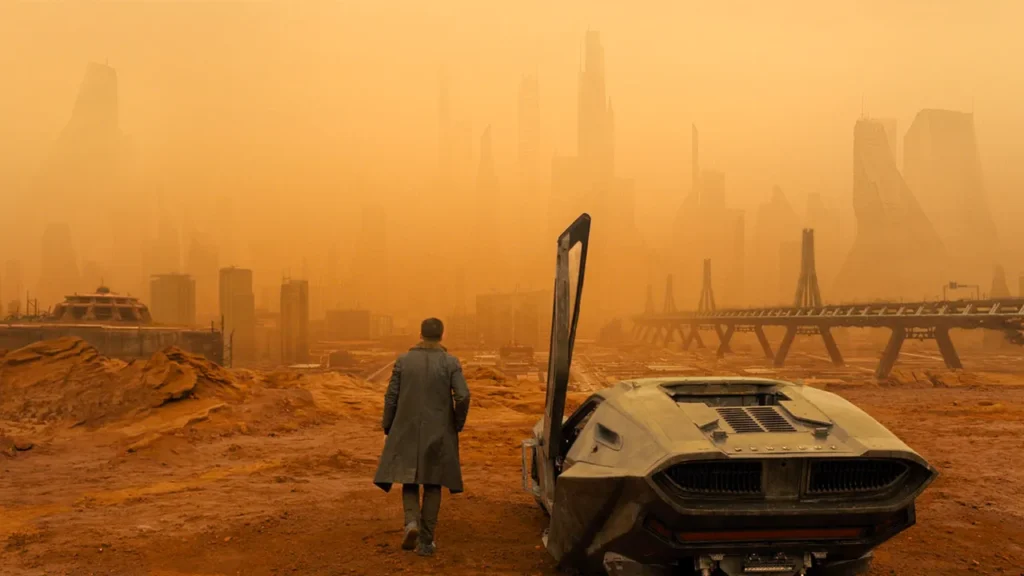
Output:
top-left (417, 484), bottom-right (442, 555)
top-left (400, 484), bottom-right (420, 550)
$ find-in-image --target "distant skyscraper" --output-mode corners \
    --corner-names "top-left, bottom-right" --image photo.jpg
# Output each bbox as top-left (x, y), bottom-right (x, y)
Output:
top-left (876, 118), bottom-right (899, 165)
top-left (150, 273), bottom-right (196, 326)
top-left (834, 119), bottom-right (946, 300)
top-left (219, 266), bottom-right (256, 364)
top-left (280, 278), bottom-right (310, 365)
top-left (578, 31), bottom-right (615, 183)
top-left (903, 109), bottom-right (998, 282)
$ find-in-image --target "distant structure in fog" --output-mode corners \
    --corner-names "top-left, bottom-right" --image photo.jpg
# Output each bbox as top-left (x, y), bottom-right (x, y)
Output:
top-left (476, 290), bottom-right (548, 349)
top-left (754, 186), bottom-right (801, 304)
top-left (280, 278), bottom-right (310, 365)
top-left (326, 309), bottom-right (371, 341)
top-left (670, 125), bottom-right (745, 305)
top-left (150, 273), bottom-right (196, 326)
top-left (549, 31), bottom-right (645, 325)
top-left (834, 119), bottom-right (946, 300)
top-left (38, 223), bottom-right (80, 309)
top-left (804, 193), bottom-right (842, 295)
top-left (903, 110), bottom-right (999, 283)
top-left (219, 266), bottom-right (255, 363)
top-left (474, 125), bottom-right (501, 293)
top-left (35, 62), bottom-right (144, 292)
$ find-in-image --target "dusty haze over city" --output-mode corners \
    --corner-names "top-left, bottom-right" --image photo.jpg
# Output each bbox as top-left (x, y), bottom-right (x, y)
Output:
top-left (1, 0), bottom-right (1023, 332)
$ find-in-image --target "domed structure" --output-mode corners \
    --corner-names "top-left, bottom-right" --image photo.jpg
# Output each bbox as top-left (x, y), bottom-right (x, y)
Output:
top-left (50, 285), bottom-right (152, 324)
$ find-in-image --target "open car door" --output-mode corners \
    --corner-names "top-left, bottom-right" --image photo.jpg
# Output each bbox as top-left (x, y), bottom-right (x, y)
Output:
top-left (539, 213), bottom-right (591, 506)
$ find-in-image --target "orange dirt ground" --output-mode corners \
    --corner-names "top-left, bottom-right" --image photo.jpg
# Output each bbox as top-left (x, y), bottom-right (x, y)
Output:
top-left (1, 337), bottom-right (1022, 575)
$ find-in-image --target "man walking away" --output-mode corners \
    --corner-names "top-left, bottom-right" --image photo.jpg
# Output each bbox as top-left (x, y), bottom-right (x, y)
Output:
top-left (373, 317), bottom-right (471, 556)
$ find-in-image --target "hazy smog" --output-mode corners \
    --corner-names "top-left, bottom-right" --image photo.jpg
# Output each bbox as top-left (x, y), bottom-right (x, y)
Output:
top-left (2, 0), bottom-right (1023, 335)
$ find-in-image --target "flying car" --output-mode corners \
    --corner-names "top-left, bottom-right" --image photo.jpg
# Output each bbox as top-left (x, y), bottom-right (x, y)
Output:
top-left (522, 214), bottom-right (937, 576)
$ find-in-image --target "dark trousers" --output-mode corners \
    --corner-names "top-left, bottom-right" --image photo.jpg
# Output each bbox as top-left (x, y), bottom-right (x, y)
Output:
top-left (402, 483), bottom-right (442, 544)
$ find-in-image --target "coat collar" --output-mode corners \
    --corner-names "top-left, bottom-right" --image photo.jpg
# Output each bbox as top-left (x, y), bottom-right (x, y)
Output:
top-left (413, 340), bottom-right (447, 351)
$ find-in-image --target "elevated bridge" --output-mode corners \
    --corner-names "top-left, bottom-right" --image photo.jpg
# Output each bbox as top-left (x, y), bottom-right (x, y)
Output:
top-left (633, 230), bottom-right (1023, 378)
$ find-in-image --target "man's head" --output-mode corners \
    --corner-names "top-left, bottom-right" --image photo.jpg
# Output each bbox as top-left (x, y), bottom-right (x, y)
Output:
top-left (421, 317), bottom-right (444, 341)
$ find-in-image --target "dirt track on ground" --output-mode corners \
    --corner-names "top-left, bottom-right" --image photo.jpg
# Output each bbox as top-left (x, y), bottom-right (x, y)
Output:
top-left (1, 338), bottom-right (1022, 575)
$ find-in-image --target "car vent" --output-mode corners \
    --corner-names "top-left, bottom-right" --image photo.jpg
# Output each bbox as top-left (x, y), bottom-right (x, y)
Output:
top-left (717, 407), bottom-right (764, 433)
top-left (716, 407), bottom-right (794, 433)
top-left (748, 406), bottom-right (796, 432)
top-left (664, 461), bottom-right (763, 495)
top-left (807, 459), bottom-right (909, 494)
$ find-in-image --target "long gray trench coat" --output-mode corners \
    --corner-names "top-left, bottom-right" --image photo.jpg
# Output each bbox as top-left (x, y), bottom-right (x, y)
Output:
top-left (373, 341), bottom-right (471, 493)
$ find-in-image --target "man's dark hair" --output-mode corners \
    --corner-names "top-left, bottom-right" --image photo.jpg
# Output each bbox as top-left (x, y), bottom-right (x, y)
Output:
top-left (421, 317), bottom-right (444, 340)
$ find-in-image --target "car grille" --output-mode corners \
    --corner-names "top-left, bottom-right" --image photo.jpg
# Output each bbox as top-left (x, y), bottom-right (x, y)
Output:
top-left (807, 459), bottom-right (908, 494)
top-left (664, 461), bottom-right (763, 495)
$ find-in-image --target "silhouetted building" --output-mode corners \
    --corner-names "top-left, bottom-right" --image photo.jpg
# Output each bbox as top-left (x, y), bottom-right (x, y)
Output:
top-left (370, 314), bottom-right (394, 340)
top-left (754, 187), bottom-right (801, 305)
top-left (670, 125), bottom-right (746, 306)
top-left (280, 278), bottom-right (310, 365)
top-left (476, 290), bottom-right (548, 349)
top-left (51, 285), bottom-right (151, 324)
top-left (150, 273), bottom-right (196, 326)
top-left (326, 309), bottom-right (372, 341)
top-left (834, 119), bottom-right (946, 300)
top-left (549, 31), bottom-right (646, 326)
top-left (903, 109), bottom-right (998, 283)
top-left (219, 266), bottom-right (255, 363)
top-left (578, 31), bottom-right (615, 183)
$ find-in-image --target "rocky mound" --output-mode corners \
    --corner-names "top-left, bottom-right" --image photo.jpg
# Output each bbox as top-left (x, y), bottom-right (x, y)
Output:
top-left (0, 337), bottom-right (243, 428)
top-left (0, 338), bottom-right (382, 453)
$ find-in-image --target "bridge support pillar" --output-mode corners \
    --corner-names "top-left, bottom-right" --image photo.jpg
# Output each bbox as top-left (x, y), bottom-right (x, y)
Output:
top-left (774, 326), bottom-right (797, 367)
top-left (934, 327), bottom-right (962, 370)
top-left (671, 324), bottom-right (685, 346)
top-left (682, 324), bottom-right (705, 350)
top-left (876, 327), bottom-right (906, 379)
top-left (819, 326), bottom-right (844, 366)
top-left (754, 326), bottom-right (773, 360)
top-left (716, 325), bottom-right (735, 358)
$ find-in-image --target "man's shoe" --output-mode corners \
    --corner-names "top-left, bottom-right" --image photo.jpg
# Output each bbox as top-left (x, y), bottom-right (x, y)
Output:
top-left (415, 541), bottom-right (436, 557)
top-left (401, 522), bottom-right (419, 551)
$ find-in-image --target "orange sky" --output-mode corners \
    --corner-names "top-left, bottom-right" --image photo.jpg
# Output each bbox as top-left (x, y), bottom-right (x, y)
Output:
top-left (1, 1), bottom-right (1022, 322)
